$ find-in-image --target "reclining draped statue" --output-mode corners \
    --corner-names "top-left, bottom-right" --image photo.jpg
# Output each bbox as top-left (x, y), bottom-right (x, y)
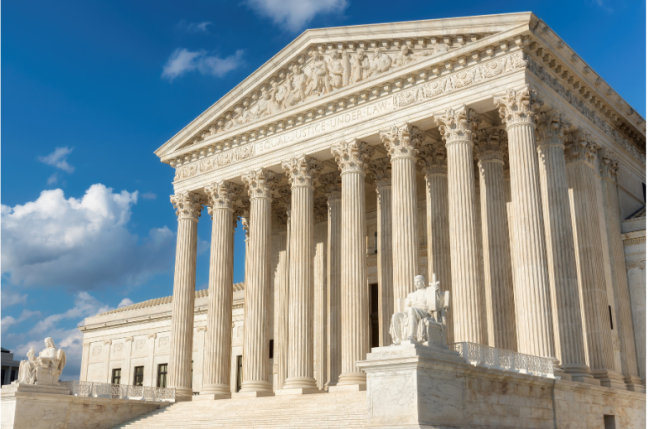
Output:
top-left (389, 274), bottom-right (450, 347)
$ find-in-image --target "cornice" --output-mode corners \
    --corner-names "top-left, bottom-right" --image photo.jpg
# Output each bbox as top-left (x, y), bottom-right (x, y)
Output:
top-left (525, 19), bottom-right (645, 146)
top-left (156, 13), bottom-right (533, 159)
top-left (162, 25), bottom-right (534, 167)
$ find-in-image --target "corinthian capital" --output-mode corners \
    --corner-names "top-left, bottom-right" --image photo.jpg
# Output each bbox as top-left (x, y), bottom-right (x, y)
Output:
top-left (369, 157), bottom-right (391, 187)
top-left (318, 172), bottom-right (342, 199)
top-left (475, 128), bottom-right (507, 163)
top-left (379, 124), bottom-right (424, 160)
top-left (281, 155), bottom-right (323, 188)
top-left (494, 86), bottom-right (543, 127)
top-left (565, 131), bottom-right (598, 166)
top-left (331, 140), bottom-right (375, 174)
top-left (170, 191), bottom-right (204, 220)
top-left (535, 110), bottom-right (572, 148)
top-left (204, 180), bottom-right (242, 215)
top-left (242, 169), bottom-right (279, 199)
top-left (599, 149), bottom-right (619, 181)
top-left (434, 106), bottom-right (478, 144)
top-left (417, 141), bottom-right (447, 176)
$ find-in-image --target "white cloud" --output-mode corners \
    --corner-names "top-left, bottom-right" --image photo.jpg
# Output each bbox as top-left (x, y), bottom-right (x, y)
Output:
top-left (2, 289), bottom-right (27, 309)
top-left (1, 184), bottom-right (175, 291)
top-left (243, 0), bottom-right (347, 32)
top-left (141, 192), bottom-right (157, 200)
top-left (118, 298), bottom-right (134, 308)
top-left (1, 309), bottom-right (41, 334)
top-left (162, 49), bottom-right (244, 81)
top-left (38, 147), bottom-right (75, 173)
top-left (177, 20), bottom-right (212, 34)
top-left (47, 173), bottom-right (59, 185)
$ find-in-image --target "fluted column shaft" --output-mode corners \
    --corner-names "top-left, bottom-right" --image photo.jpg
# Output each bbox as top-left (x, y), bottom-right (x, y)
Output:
top-left (535, 112), bottom-right (590, 379)
top-left (274, 187), bottom-right (291, 391)
top-left (168, 192), bottom-right (203, 399)
top-left (240, 169), bottom-right (277, 393)
top-left (332, 140), bottom-right (374, 386)
top-left (419, 143), bottom-right (453, 345)
top-left (282, 156), bottom-right (322, 390)
top-left (601, 153), bottom-right (642, 390)
top-left (380, 125), bottom-right (423, 309)
top-left (476, 131), bottom-right (517, 351)
top-left (565, 136), bottom-right (616, 379)
top-left (370, 158), bottom-right (393, 347)
top-left (495, 88), bottom-right (555, 358)
top-left (201, 182), bottom-right (240, 397)
top-left (435, 108), bottom-right (485, 344)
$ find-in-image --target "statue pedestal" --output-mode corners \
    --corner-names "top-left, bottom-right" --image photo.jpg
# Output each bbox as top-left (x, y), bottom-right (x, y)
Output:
top-left (6, 382), bottom-right (70, 396)
top-left (358, 342), bottom-right (466, 428)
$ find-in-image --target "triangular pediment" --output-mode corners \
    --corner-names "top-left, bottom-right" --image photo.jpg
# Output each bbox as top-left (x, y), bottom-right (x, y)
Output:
top-left (155, 12), bottom-right (536, 160)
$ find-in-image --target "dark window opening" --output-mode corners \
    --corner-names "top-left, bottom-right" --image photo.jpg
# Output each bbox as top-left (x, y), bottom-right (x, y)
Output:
top-left (604, 415), bottom-right (616, 429)
top-left (608, 305), bottom-right (614, 330)
top-left (112, 368), bottom-right (121, 385)
top-left (1, 369), bottom-right (5, 385)
top-left (374, 231), bottom-right (378, 254)
top-left (236, 355), bottom-right (243, 392)
top-left (370, 283), bottom-right (379, 348)
top-left (269, 340), bottom-right (274, 359)
top-left (9, 369), bottom-right (16, 383)
top-left (642, 183), bottom-right (646, 202)
top-left (157, 364), bottom-right (168, 388)
top-left (133, 366), bottom-right (144, 386)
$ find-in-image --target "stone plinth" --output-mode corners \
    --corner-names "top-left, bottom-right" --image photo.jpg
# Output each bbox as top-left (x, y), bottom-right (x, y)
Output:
top-left (1, 384), bottom-right (167, 429)
top-left (359, 343), bottom-right (646, 429)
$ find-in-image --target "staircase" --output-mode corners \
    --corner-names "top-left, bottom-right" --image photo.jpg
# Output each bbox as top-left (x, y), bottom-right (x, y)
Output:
top-left (113, 390), bottom-right (368, 428)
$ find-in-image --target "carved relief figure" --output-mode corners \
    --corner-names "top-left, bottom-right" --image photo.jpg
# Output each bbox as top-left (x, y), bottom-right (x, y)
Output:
top-left (389, 275), bottom-right (449, 346)
top-left (327, 51), bottom-right (345, 89)
top-left (350, 48), bottom-right (370, 83)
top-left (369, 48), bottom-right (392, 76)
top-left (285, 64), bottom-right (307, 107)
top-left (305, 52), bottom-right (331, 96)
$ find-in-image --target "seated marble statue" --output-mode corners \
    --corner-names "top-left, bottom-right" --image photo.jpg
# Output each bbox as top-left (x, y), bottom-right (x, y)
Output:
top-left (389, 274), bottom-right (450, 346)
top-left (14, 337), bottom-right (67, 385)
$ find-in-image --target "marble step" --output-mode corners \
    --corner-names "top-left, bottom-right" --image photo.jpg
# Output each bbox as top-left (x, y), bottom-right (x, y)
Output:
top-left (113, 391), bottom-right (368, 428)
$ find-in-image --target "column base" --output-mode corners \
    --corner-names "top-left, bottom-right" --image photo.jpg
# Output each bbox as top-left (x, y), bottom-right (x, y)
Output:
top-left (283, 376), bottom-right (318, 390)
top-left (193, 393), bottom-right (231, 401)
top-left (173, 386), bottom-right (193, 401)
top-left (562, 364), bottom-right (600, 385)
top-left (275, 387), bottom-right (322, 396)
top-left (624, 375), bottom-right (646, 393)
top-left (239, 380), bottom-right (273, 394)
top-left (591, 369), bottom-right (628, 390)
top-left (199, 384), bottom-right (231, 397)
top-left (336, 371), bottom-right (366, 387)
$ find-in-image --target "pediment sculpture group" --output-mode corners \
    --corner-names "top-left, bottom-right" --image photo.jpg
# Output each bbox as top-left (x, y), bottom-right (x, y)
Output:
top-left (13, 337), bottom-right (67, 386)
top-left (390, 273), bottom-right (450, 348)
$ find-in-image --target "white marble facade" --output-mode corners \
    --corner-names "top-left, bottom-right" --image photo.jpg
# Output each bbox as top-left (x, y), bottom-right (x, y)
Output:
top-left (79, 12), bottom-right (646, 409)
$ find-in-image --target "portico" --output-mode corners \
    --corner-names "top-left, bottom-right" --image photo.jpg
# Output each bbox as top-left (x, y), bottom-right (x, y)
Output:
top-left (153, 11), bottom-right (645, 408)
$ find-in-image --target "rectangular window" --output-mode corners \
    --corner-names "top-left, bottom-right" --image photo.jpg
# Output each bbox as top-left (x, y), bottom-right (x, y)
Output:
top-left (10, 369), bottom-right (17, 383)
top-left (157, 364), bottom-right (168, 388)
top-left (133, 366), bottom-right (144, 386)
top-left (604, 415), bottom-right (616, 429)
top-left (269, 340), bottom-right (274, 359)
top-left (1, 368), bottom-right (5, 385)
top-left (608, 305), bottom-right (614, 330)
top-left (236, 355), bottom-right (243, 392)
top-left (111, 368), bottom-right (121, 385)
top-left (370, 283), bottom-right (379, 348)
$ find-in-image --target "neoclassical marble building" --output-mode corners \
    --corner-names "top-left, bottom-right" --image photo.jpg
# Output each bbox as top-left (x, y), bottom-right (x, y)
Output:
top-left (79, 12), bottom-right (645, 427)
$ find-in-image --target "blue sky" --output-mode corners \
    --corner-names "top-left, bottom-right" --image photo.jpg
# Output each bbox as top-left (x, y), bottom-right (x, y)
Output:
top-left (2, 0), bottom-right (645, 379)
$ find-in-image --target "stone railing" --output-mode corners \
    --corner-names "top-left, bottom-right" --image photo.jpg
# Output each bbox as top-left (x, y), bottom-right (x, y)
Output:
top-left (454, 342), bottom-right (556, 379)
top-left (60, 381), bottom-right (175, 402)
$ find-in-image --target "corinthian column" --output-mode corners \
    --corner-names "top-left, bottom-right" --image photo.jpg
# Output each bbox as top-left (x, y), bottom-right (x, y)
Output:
top-left (281, 155), bottom-right (323, 393)
top-left (379, 124), bottom-right (423, 310)
top-left (535, 111), bottom-right (591, 381)
top-left (273, 186), bottom-right (291, 391)
top-left (565, 133), bottom-right (622, 389)
top-left (494, 87), bottom-right (555, 358)
top-left (320, 172), bottom-right (342, 387)
top-left (240, 169), bottom-right (278, 395)
top-left (369, 158), bottom-right (393, 347)
top-left (475, 129), bottom-right (517, 351)
top-left (200, 181), bottom-right (241, 399)
top-left (434, 107), bottom-right (486, 345)
top-left (168, 191), bottom-right (203, 400)
top-left (418, 141), bottom-right (453, 345)
top-left (331, 140), bottom-right (374, 388)
top-left (600, 151), bottom-right (644, 391)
